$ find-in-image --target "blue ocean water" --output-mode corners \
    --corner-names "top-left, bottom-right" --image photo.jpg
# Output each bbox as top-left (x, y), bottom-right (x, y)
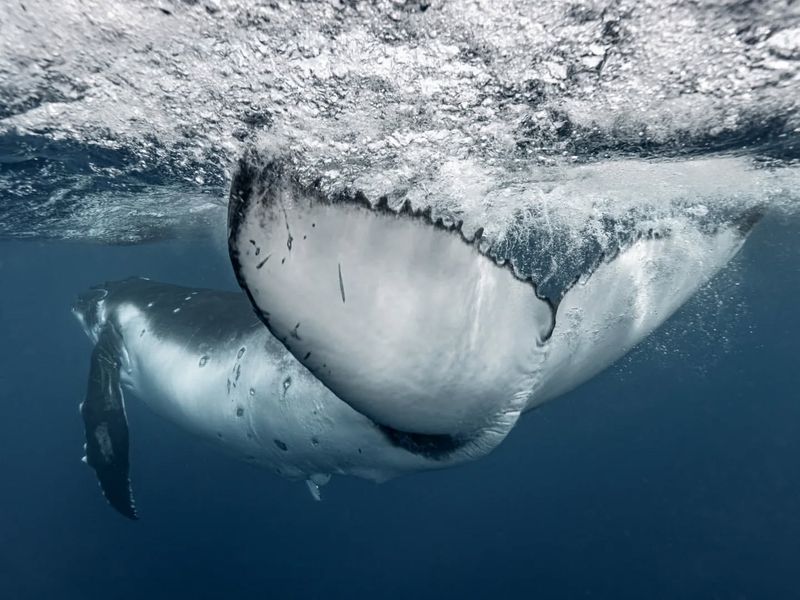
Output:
top-left (0, 213), bottom-right (797, 598)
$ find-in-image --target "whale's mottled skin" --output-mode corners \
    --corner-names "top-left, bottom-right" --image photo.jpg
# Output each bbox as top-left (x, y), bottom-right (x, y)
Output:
top-left (72, 279), bottom-right (479, 519)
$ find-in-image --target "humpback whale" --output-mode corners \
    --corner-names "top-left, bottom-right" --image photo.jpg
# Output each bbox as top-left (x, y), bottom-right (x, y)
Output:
top-left (75, 154), bottom-right (760, 519)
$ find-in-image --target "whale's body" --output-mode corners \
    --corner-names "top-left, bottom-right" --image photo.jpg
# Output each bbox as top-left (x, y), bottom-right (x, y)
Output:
top-left (73, 279), bottom-right (478, 518)
top-left (74, 158), bottom-right (759, 519)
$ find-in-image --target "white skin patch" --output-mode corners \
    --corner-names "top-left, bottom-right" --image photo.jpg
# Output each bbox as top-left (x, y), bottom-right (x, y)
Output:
top-left (116, 303), bottom-right (145, 325)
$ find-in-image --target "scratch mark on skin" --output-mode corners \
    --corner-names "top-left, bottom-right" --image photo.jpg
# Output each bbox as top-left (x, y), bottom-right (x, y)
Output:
top-left (338, 263), bottom-right (346, 304)
top-left (283, 207), bottom-right (293, 251)
top-left (256, 254), bottom-right (271, 269)
top-left (290, 322), bottom-right (302, 340)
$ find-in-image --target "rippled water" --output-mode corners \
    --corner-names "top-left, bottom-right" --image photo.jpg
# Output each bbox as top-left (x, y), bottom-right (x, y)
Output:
top-left (1, 0), bottom-right (800, 598)
top-left (2, 0), bottom-right (799, 245)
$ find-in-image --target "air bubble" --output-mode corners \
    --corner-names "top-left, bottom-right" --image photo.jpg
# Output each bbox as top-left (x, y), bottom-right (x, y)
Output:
top-left (199, 355), bottom-right (209, 367)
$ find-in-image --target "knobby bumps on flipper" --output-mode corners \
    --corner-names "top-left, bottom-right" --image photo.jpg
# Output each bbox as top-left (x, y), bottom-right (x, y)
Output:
top-left (80, 326), bottom-right (137, 519)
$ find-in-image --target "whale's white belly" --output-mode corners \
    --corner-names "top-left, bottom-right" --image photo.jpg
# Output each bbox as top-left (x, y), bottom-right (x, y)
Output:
top-left (113, 304), bottom-right (437, 482)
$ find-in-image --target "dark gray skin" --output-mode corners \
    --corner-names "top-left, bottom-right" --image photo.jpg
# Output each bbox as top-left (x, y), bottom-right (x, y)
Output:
top-left (73, 278), bottom-right (262, 348)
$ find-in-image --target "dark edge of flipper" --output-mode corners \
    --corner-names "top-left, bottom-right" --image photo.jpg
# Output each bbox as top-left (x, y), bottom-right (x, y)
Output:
top-left (555, 205), bottom-right (767, 304)
top-left (80, 326), bottom-right (137, 520)
top-left (228, 154), bottom-right (272, 328)
top-left (227, 150), bottom-right (558, 339)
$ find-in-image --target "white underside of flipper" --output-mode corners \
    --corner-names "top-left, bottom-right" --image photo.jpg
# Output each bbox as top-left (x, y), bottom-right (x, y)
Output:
top-left (531, 222), bottom-right (749, 407)
top-left (229, 165), bottom-right (555, 453)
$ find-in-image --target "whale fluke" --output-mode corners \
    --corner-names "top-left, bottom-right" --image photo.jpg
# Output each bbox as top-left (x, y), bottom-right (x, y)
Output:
top-left (228, 157), bottom-right (555, 456)
top-left (80, 326), bottom-right (137, 520)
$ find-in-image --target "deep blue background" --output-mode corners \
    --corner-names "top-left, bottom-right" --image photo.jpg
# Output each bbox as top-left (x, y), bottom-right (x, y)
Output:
top-left (1, 214), bottom-right (798, 599)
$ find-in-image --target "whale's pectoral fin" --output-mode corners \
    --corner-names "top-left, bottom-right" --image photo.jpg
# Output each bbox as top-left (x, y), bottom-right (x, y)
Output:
top-left (228, 158), bottom-right (555, 459)
top-left (80, 326), bottom-right (137, 520)
top-left (532, 211), bottom-right (762, 407)
top-left (305, 473), bottom-right (331, 501)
